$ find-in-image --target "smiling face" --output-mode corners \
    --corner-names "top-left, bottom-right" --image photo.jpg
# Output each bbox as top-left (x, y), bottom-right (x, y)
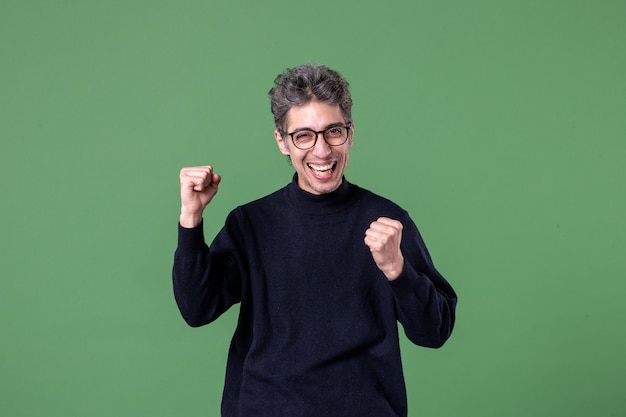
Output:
top-left (275, 100), bottom-right (353, 195)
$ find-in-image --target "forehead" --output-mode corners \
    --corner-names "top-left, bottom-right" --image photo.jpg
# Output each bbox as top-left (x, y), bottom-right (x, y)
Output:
top-left (285, 101), bottom-right (344, 130)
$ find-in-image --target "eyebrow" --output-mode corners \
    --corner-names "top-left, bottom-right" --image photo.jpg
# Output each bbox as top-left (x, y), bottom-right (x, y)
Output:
top-left (289, 122), bottom-right (346, 134)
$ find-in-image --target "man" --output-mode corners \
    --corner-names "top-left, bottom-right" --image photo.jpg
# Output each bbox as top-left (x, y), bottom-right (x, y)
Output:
top-left (173, 63), bottom-right (457, 417)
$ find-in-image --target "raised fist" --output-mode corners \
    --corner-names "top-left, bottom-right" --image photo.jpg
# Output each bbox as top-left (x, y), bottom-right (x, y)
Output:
top-left (179, 165), bottom-right (221, 228)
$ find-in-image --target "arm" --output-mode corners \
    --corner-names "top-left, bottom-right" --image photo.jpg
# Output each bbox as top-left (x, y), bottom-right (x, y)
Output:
top-left (173, 166), bottom-right (241, 327)
top-left (365, 216), bottom-right (457, 348)
top-left (179, 165), bottom-right (221, 228)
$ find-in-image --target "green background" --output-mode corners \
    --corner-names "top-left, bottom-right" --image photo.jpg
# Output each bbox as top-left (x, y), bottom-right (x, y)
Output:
top-left (2, 0), bottom-right (624, 416)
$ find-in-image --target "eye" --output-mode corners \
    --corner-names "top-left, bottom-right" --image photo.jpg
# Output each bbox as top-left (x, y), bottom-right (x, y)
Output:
top-left (295, 131), bottom-right (315, 141)
top-left (326, 127), bottom-right (343, 137)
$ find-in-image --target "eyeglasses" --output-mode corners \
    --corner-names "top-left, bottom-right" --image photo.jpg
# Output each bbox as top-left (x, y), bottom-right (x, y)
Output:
top-left (286, 124), bottom-right (352, 150)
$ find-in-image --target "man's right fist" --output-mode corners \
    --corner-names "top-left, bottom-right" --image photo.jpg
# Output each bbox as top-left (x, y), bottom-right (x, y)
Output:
top-left (179, 165), bottom-right (221, 228)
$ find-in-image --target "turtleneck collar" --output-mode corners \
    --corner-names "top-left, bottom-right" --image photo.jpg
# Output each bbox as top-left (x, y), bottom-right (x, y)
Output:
top-left (286, 174), bottom-right (358, 215)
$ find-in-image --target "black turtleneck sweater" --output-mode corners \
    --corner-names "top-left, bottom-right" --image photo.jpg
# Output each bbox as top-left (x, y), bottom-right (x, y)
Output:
top-left (173, 176), bottom-right (457, 417)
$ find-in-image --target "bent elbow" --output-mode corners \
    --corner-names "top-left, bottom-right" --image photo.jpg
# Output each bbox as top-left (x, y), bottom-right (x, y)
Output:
top-left (404, 307), bottom-right (456, 348)
top-left (425, 328), bottom-right (453, 349)
top-left (182, 314), bottom-right (208, 328)
top-left (406, 325), bottom-right (452, 348)
top-left (175, 298), bottom-right (211, 328)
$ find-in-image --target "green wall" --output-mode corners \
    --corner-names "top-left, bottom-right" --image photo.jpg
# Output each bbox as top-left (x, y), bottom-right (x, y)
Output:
top-left (2, 1), bottom-right (624, 416)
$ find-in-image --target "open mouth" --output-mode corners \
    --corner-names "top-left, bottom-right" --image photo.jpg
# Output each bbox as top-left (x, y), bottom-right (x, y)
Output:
top-left (307, 162), bottom-right (336, 178)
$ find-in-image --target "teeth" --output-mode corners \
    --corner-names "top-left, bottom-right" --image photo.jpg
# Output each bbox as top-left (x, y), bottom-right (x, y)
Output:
top-left (309, 163), bottom-right (334, 172)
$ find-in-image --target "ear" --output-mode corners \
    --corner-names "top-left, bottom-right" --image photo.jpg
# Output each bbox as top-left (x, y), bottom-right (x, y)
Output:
top-left (275, 130), bottom-right (290, 156)
top-left (348, 122), bottom-right (355, 147)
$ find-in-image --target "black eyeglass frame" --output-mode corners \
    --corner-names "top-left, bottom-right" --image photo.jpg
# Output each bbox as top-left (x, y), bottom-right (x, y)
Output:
top-left (284, 123), bottom-right (353, 150)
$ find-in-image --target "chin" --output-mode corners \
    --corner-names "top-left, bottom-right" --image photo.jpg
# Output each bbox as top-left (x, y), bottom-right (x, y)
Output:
top-left (310, 178), bottom-right (342, 195)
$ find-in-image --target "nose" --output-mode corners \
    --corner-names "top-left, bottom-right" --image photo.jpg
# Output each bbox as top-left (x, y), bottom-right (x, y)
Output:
top-left (311, 132), bottom-right (332, 157)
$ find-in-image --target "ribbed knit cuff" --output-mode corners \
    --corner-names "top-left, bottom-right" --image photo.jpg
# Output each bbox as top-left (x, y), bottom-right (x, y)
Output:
top-left (387, 262), bottom-right (414, 291)
top-left (177, 220), bottom-right (206, 251)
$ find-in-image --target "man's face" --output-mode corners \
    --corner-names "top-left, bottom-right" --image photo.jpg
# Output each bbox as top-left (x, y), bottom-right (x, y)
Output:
top-left (275, 100), bottom-right (353, 195)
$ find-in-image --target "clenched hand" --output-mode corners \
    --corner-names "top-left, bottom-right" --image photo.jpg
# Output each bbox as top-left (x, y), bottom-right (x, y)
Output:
top-left (179, 165), bottom-right (221, 228)
top-left (364, 217), bottom-right (405, 281)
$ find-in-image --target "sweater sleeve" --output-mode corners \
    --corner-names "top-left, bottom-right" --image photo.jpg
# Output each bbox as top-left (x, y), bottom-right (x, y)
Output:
top-left (172, 216), bottom-right (243, 327)
top-left (388, 216), bottom-right (457, 348)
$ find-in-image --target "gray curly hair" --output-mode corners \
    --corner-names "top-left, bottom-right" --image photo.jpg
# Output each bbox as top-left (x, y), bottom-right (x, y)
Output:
top-left (268, 63), bottom-right (353, 134)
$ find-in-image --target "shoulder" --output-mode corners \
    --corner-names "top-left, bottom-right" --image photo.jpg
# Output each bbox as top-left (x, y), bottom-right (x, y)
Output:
top-left (244, 184), bottom-right (288, 210)
top-left (349, 182), bottom-right (409, 219)
top-left (226, 183), bottom-right (289, 223)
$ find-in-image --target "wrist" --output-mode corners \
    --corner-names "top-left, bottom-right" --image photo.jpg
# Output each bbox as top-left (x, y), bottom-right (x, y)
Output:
top-left (179, 212), bottom-right (203, 228)
top-left (384, 257), bottom-right (405, 281)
